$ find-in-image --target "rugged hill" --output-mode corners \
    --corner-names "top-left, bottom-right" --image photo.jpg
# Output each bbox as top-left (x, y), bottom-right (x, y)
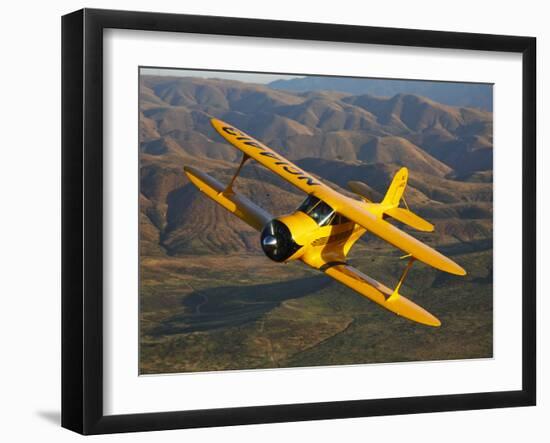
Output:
top-left (141, 77), bottom-right (492, 165)
top-left (269, 76), bottom-right (493, 111)
top-left (139, 75), bottom-right (492, 256)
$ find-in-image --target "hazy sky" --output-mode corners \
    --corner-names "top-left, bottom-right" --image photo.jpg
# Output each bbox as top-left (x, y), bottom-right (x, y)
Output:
top-left (140, 67), bottom-right (301, 84)
top-left (139, 67), bottom-right (492, 110)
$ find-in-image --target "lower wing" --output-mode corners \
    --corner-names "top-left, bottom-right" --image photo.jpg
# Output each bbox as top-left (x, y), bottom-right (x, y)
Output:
top-left (184, 166), bottom-right (272, 231)
top-left (323, 263), bottom-right (441, 327)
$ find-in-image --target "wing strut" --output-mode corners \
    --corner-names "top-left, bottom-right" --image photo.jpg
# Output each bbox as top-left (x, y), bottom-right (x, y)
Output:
top-left (388, 257), bottom-right (416, 302)
top-left (224, 153), bottom-right (249, 195)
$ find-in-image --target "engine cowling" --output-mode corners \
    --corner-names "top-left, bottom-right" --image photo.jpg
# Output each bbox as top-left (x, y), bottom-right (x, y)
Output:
top-left (260, 219), bottom-right (302, 262)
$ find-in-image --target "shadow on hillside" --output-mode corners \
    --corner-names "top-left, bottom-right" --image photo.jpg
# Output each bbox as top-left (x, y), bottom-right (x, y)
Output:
top-left (151, 275), bottom-right (331, 335)
top-left (437, 238), bottom-right (493, 255)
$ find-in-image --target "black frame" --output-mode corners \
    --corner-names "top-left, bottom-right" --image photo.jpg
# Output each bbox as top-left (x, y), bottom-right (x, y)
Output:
top-left (62, 8), bottom-right (536, 435)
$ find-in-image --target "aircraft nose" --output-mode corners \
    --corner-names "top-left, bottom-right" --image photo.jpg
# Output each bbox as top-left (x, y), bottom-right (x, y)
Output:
top-left (260, 219), bottom-right (302, 262)
top-left (262, 235), bottom-right (278, 252)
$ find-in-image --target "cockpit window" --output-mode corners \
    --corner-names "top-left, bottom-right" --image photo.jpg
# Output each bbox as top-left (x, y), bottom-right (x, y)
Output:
top-left (327, 214), bottom-right (350, 225)
top-left (297, 195), bottom-right (346, 227)
top-left (296, 195), bottom-right (321, 214)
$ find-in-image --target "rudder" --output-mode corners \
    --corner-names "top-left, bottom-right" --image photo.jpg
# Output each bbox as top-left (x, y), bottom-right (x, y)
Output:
top-left (381, 167), bottom-right (408, 207)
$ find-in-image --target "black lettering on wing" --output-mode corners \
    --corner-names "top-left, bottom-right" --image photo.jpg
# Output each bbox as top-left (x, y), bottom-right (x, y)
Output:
top-left (259, 151), bottom-right (279, 159)
top-left (297, 176), bottom-right (319, 186)
top-left (222, 126), bottom-right (239, 136)
top-left (243, 141), bottom-right (263, 149)
top-left (283, 165), bottom-right (302, 175)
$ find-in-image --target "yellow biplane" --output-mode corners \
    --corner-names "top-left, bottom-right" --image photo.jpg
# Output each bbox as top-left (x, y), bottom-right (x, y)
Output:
top-left (184, 118), bottom-right (466, 327)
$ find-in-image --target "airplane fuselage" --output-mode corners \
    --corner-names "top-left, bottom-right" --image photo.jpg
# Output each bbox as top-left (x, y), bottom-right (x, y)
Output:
top-left (260, 210), bottom-right (366, 269)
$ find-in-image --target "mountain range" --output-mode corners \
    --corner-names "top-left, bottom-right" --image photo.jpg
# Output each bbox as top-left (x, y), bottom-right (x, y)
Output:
top-left (140, 75), bottom-right (492, 257)
top-left (269, 76), bottom-right (493, 111)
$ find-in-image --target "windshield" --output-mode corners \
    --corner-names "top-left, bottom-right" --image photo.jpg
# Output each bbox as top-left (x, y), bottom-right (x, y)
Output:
top-left (297, 195), bottom-right (336, 227)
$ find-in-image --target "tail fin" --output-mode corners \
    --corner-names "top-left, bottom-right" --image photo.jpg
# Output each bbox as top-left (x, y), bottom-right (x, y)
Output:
top-left (381, 167), bottom-right (408, 207)
top-left (382, 167), bottom-right (434, 232)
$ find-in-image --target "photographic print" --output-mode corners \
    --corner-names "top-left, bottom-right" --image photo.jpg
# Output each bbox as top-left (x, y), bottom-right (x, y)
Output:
top-left (138, 67), bottom-right (493, 375)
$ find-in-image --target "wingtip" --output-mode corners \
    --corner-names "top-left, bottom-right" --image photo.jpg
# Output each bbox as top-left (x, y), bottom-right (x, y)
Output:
top-left (429, 260), bottom-right (466, 277)
top-left (396, 166), bottom-right (409, 178)
top-left (417, 309), bottom-right (442, 328)
top-left (418, 310), bottom-right (441, 327)
top-left (441, 256), bottom-right (467, 276)
top-left (452, 261), bottom-right (467, 276)
top-left (386, 294), bottom-right (442, 327)
top-left (210, 117), bottom-right (224, 128)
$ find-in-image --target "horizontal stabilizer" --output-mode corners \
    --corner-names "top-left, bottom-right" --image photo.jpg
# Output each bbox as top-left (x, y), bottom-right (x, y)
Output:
top-left (184, 166), bottom-right (272, 231)
top-left (323, 264), bottom-right (441, 327)
top-left (385, 207), bottom-right (434, 232)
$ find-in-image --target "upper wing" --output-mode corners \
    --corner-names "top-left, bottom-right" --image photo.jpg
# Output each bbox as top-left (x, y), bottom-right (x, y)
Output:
top-left (211, 118), bottom-right (337, 199)
top-left (212, 118), bottom-right (465, 276)
top-left (184, 165), bottom-right (272, 231)
top-left (323, 263), bottom-right (441, 327)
